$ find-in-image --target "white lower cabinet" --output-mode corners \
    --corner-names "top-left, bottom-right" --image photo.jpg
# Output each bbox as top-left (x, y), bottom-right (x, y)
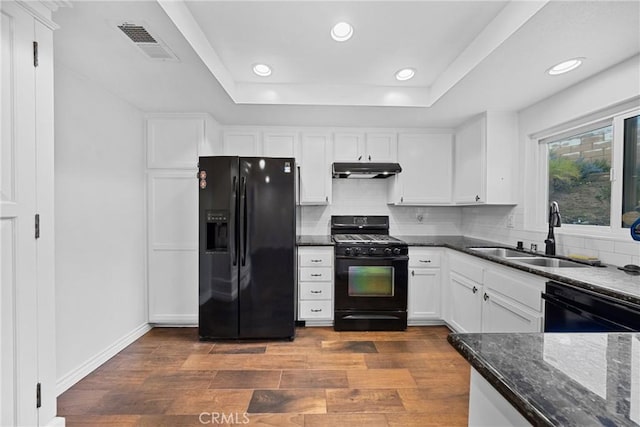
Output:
top-left (449, 272), bottom-right (483, 333)
top-left (447, 251), bottom-right (544, 333)
top-left (298, 247), bottom-right (334, 325)
top-left (408, 248), bottom-right (442, 324)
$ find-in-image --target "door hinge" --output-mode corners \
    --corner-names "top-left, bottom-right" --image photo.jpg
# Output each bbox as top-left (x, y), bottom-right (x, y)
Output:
top-left (33, 41), bottom-right (39, 67)
top-left (36, 383), bottom-right (41, 408)
top-left (35, 214), bottom-right (40, 239)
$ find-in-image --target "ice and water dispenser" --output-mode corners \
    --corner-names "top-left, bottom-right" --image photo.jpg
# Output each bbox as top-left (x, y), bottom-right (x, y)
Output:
top-left (205, 210), bottom-right (229, 252)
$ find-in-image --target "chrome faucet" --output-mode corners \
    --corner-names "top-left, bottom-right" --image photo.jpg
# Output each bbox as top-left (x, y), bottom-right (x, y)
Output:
top-left (545, 201), bottom-right (561, 255)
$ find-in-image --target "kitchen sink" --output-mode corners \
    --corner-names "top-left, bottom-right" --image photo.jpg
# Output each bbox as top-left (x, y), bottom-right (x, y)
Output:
top-left (468, 247), bottom-right (537, 258)
top-left (511, 257), bottom-right (589, 268)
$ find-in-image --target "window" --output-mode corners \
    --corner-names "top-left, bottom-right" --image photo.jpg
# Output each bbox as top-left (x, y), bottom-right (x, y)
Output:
top-left (546, 124), bottom-right (612, 226)
top-left (540, 109), bottom-right (639, 232)
top-left (622, 115), bottom-right (640, 228)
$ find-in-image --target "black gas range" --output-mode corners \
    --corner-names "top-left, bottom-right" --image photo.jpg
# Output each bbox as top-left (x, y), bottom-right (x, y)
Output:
top-left (331, 216), bottom-right (408, 331)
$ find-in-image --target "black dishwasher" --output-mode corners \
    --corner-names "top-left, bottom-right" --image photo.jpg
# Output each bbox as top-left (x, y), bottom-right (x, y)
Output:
top-left (542, 281), bottom-right (640, 332)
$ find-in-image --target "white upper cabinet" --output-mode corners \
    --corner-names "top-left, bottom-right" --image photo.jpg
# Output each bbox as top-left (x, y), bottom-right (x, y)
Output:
top-left (453, 111), bottom-right (517, 204)
top-left (147, 116), bottom-right (204, 169)
top-left (388, 133), bottom-right (453, 205)
top-left (222, 130), bottom-right (260, 156)
top-left (262, 131), bottom-right (298, 158)
top-left (333, 131), bottom-right (397, 162)
top-left (299, 133), bottom-right (332, 205)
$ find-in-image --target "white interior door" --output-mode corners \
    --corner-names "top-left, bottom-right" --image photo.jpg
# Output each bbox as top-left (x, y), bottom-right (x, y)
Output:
top-left (1, 2), bottom-right (39, 425)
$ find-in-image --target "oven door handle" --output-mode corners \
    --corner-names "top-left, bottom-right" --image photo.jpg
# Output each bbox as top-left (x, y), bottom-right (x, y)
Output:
top-left (542, 293), bottom-right (634, 331)
top-left (335, 256), bottom-right (409, 261)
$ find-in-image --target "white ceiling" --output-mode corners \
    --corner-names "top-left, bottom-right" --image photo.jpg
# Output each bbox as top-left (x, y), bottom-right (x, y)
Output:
top-left (52, 1), bottom-right (640, 128)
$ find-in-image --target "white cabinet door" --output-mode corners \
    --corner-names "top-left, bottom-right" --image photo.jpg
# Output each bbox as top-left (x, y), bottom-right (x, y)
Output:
top-left (263, 131), bottom-right (297, 158)
top-left (481, 290), bottom-right (542, 333)
top-left (299, 133), bottom-right (331, 205)
top-left (454, 116), bottom-right (485, 203)
top-left (408, 268), bottom-right (441, 320)
top-left (392, 133), bottom-right (453, 204)
top-left (333, 132), bottom-right (363, 162)
top-left (147, 172), bottom-right (198, 324)
top-left (448, 272), bottom-right (482, 333)
top-left (223, 131), bottom-right (260, 156)
top-left (365, 132), bottom-right (397, 162)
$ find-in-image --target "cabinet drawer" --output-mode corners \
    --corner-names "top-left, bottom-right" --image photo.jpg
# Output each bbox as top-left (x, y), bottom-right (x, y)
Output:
top-left (299, 251), bottom-right (333, 267)
top-left (449, 253), bottom-right (483, 282)
top-left (409, 249), bottom-right (441, 267)
top-left (299, 300), bottom-right (332, 320)
top-left (299, 267), bottom-right (332, 282)
top-left (299, 282), bottom-right (332, 300)
top-left (484, 268), bottom-right (543, 312)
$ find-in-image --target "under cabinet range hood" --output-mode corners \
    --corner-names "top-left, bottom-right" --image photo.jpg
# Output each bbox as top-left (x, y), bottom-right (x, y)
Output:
top-left (332, 162), bottom-right (402, 179)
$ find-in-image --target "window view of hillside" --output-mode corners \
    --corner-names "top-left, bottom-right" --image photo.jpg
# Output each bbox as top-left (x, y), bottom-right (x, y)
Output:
top-left (548, 126), bottom-right (612, 226)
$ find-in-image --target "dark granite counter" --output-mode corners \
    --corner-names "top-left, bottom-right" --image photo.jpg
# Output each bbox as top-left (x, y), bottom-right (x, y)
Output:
top-left (396, 234), bottom-right (640, 306)
top-left (448, 332), bottom-right (640, 427)
top-left (296, 235), bottom-right (334, 246)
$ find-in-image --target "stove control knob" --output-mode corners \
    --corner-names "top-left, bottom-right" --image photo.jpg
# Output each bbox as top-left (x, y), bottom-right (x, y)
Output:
top-left (368, 247), bottom-right (376, 255)
top-left (384, 248), bottom-right (392, 256)
top-left (353, 247), bottom-right (361, 255)
top-left (392, 247), bottom-right (402, 255)
top-left (344, 247), bottom-right (352, 256)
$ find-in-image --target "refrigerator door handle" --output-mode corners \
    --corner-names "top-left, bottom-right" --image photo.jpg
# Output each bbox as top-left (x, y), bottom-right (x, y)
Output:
top-left (241, 176), bottom-right (248, 267)
top-left (231, 176), bottom-right (238, 266)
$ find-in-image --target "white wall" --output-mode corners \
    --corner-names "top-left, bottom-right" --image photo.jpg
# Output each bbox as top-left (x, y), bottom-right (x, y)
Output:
top-left (54, 65), bottom-right (149, 394)
top-left (462, 55), bottom-right (640, 267)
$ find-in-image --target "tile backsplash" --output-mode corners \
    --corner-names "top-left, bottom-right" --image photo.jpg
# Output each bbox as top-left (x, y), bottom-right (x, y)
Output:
top-left (460, 205), bottom-right (640, 268)
top-left (300, 179), bottom-right (462, 235)
top-left (299, 181), bottom-right (639, 268)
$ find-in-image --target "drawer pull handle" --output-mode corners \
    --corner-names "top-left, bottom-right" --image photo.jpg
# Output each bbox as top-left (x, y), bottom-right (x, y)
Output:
top-left (310, 309), bottom-right (323, 313)
top-left (419, 259), bottom-right (432, 263)
top-left (310, 259), bottom-right (322, 263)
top-left (411, 270), bottom-right (415, 276)
top-left (310, 274), bottom-right (322, 277)
top-left (483, 293), bottom-right (489, 301)
top-left (310, 290), bottom-right (322, 294)
top-left (472, 286), bottom-right (478, 294)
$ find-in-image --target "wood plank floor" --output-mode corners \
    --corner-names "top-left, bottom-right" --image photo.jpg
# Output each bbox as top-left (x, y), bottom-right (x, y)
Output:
top-left (58, 326), bottom-right (470, 426)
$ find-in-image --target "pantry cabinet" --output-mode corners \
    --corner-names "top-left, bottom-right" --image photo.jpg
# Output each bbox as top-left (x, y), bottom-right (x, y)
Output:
top-left (453, 111), bottom-right (517, 204)
top-left (408, 249), bottom-right (442, 324)
top-left (333, 131), bottom-right (397, 163)
top-left (388, 133), bottom-right (453, 205)
top-left (299, 133), bottom-right (332, 205)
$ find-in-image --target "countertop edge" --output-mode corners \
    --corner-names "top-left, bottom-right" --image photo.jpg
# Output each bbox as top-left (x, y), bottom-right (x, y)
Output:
top-left (447, 333), bottom-right (554, 427)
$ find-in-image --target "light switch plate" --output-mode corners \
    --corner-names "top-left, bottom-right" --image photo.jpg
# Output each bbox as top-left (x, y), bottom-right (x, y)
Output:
top-left (506, 214), bottom-right (515, 228)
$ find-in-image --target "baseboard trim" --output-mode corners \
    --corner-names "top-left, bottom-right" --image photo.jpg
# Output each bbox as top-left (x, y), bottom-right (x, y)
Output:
top-left (55, 322), bottom-right (152, 396)
top-left (407, 319), bottom-right (446, 326)
top-left (149, 314), bottom-right (198, 325)
top-left (45, 416), bottom-right (66, 427)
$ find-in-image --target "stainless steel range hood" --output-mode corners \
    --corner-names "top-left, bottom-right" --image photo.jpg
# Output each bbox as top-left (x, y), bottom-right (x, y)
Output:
top-left (332, 162), bottom-right (402, 179)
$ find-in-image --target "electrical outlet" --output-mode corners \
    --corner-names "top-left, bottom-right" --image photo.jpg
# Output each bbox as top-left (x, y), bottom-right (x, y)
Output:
top-left (506, 214), bottom-right (515, 228)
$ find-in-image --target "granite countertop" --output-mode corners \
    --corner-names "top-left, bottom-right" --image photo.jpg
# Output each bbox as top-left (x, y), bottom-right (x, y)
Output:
top-left (296, 235), bottom-right (334, 246)
top-left (448, 332), bottom-right (640, 427)
top-left (296, 234), bottom-right (640, 304)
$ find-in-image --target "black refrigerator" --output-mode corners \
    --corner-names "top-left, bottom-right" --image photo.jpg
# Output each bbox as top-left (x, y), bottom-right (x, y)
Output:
top-left (198, 156), bottom-right (296, 340)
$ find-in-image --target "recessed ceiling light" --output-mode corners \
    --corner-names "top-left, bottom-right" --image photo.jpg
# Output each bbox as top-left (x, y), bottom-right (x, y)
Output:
top-left (547, 58), bottom-right (584, 75)
top-left (395, 68), bottom-right (415, 81)
top-left (331, 22), bottom-right (353, 42)
top-left (253, 63), bottom-right (272, 77)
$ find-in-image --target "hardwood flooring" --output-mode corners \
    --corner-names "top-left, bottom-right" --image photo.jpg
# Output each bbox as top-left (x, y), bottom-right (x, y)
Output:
top-left (58, 326), bottom-right (470, 426)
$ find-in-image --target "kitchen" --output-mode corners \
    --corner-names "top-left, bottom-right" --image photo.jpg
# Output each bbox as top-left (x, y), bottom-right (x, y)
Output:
top-left (1, 0), bottom-right (640, 426)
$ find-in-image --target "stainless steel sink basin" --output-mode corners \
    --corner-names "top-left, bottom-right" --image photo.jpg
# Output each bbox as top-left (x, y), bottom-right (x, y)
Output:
top-left (468, 247), bottom-right (536, 258)
top-left (511, 257), bottom-right (588, 268)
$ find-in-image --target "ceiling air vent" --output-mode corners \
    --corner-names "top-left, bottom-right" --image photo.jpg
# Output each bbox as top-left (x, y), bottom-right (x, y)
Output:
top-left (116, 22), bottom-right (178, 61)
